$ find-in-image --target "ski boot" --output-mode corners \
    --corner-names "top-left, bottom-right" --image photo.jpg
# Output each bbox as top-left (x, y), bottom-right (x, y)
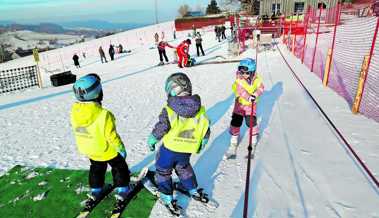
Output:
top-left (252, 134), bottom-right (258, 145)
top-left (188, 188), bottom-right (209, 203)
top-left (224, 135), bottom-right (238, 159)
top-left (85, 185), bottom-right (112, 209)
top-left (77, 184), bottom-right (113, 218)
top-left (110, 185), bottom-right (135, 217)
top-left (158, 61), bottom-right (164, 66)
top-left (159, 193), bottom-right (181, 216)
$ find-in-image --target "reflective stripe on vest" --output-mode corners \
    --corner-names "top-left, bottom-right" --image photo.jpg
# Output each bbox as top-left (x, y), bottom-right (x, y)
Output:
top-left (232, 75), bottom-right (262, 106)
top-left (73, 110), bottom-right (113, 160)
top-left (163, 105), bottom-right (210, 154)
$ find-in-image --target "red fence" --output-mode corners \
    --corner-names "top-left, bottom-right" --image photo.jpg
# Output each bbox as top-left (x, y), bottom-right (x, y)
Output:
top-left (174, 16), bottom-right (227, 31)
top-left (284, 3), bottom-right (379, 122)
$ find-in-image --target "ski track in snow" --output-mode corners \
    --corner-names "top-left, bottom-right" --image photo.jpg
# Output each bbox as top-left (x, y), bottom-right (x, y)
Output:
top-left (1, 22), bottom-right (379, 218)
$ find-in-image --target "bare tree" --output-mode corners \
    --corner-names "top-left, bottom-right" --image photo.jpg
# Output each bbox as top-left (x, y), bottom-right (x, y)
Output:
top-left (219, 0), bottom-right (241, 12)
top-left (178, 4), bottom-right (190, 17)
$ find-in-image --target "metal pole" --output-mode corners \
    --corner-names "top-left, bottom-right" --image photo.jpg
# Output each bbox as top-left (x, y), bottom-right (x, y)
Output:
top-left (311, 5), bottom-right (322, 72)
top-left (155, 0), bottom-right (158, 24)
top-left (353, 17), bottom-right (379, 113)
top-left (324, 3), bottom-right (341, 85)
top-left (302, 6), bottom-right (310, 63)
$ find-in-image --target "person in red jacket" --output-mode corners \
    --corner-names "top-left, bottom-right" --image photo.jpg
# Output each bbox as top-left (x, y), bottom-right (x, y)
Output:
top-left (176, 39), bottom-right (191, 68)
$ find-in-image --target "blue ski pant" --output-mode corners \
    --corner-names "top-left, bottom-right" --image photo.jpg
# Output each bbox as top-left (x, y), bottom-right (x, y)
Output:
top-left (155, 145), bottom-right (198, 195)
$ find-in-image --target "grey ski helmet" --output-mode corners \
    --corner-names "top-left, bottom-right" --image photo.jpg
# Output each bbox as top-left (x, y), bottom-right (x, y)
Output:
top-left (165, 72), bottom-right (192, 97)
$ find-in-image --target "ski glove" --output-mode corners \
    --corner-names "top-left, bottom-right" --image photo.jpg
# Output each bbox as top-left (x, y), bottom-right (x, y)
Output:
top-left (197, 138), bottom-right (209, 153)
top-left (147, 134), bottom-right (158, 152)
top-left (118, 145), bottom-right (127, 159)
top-left (248, 95), bottom-right (256, 102)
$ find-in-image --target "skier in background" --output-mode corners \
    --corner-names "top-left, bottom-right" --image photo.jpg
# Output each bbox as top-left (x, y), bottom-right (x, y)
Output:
top-left (99, 46), bottom-right (107, 63)
top-left (221, 25), bottom-right (226, 40)
top-left (147, 72), bottom-right (210, 210)
top-left (70, 74), bottom-right (132, 208)
top-left (176, 39), bottom-right (191, 68)
top-left (72, 53), bottom-right (80, 68)
top-left (228, 58), bottom-right (264, 157)
top-left (157, 40), bottom-right (175, 65)
top-left (195, 32), bottom-right (205, 57)
top-left (109, 44), bottom-right (115, 61)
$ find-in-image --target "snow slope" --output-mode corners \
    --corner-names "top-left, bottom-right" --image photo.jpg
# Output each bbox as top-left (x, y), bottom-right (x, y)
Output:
top-left (0, 22), bottom-right (378, 218)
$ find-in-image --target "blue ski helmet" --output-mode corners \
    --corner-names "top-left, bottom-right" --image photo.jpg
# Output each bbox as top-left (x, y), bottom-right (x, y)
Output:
top-left (165, 72), bottom-right (192, 97)
top-left (73, 73), bottom-right (102, 101)
top-left (238, 58), bottom-right (256, 74)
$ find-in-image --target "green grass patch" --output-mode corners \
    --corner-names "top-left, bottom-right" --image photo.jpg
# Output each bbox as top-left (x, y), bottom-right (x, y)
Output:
top-left (0, 165), bottom-right (156, 218)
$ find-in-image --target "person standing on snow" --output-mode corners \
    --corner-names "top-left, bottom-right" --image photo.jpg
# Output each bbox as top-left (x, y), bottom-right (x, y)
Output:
top-left (176, 39), bottom-right (191, 68)
top-left (195, 32), bottom-right (205, 57)
top-left (228, 58), bottom-right (264, 156)
top-left (147, 72), bottom-right (211, 209)
top-left (72, 53), bottom-right (80, 68)
top-left (157, 40), bottom-right (175, 65)
top-left (70, 74), bottom-right (132, 209)
top-left (109, 44), bottom-right (115, 61)
top-left (99, 46), bottom-right (107, 63)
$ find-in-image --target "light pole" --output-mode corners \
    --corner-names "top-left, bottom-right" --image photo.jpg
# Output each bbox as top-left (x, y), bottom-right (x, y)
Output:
top-left (155, 0), bottom-right (158, 24)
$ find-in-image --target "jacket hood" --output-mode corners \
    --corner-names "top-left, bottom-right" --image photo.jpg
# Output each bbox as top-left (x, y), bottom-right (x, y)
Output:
top-left (71, 102), bottom-right (103, 127)
top-left (167, 94), bottom-right (201, 118)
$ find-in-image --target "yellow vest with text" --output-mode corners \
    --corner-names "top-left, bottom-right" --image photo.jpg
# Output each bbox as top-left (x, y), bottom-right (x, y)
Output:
top-left (162, 105), bottom-right (210, 154)
top-left (232, 75), bottom-right (263, 106)
top-left (71, 102), bottom-right (122, 161)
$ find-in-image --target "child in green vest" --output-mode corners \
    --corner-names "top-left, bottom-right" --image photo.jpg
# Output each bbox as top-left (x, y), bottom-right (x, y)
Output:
top-left (70, 73), bottom-right (131, 209)
top-left (147, 72), bottom-right (211, 210)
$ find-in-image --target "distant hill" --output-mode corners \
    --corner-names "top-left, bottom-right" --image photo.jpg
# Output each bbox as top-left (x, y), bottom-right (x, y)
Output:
top-left (59, 20), bottom-right (151, 31)
top-left (0, 22), bottom-right (67, 34)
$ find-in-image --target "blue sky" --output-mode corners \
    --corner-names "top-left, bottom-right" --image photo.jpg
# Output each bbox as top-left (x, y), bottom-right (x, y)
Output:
top-left (0, 0), bottom-right (210, 23)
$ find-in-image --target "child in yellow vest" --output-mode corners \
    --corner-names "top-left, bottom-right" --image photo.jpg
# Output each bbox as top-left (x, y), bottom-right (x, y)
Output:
top-left (147, 73), bottom-right (210, 209)
top-left (229, 58), bottom-right (264, 153)
top-left (70, 74), bottom-right (131, 208)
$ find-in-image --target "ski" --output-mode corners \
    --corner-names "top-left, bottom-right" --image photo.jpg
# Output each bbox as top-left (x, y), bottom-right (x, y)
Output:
top-left (141, 168), bottom-right (183, 217)
top-left (161, 199), bottom-right (182, 217)
top-left (76, 184), bottom-right (114, 218)
top-left (109, 169), bottom-right (149, 218)
top-left (173, 182), bottom-right (209, 203)
top-left (224, 146), bottom-right (238, 160)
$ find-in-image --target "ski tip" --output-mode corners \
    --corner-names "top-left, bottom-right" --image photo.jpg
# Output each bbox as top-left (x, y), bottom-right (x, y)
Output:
top-left (76, 212), bottom-right (89, 218)
top-left (110, 213), bottom-right (120, 218)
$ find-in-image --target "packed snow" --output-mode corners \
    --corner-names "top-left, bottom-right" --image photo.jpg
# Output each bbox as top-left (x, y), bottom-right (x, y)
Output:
top-left (0, 21), bottom-right (378, 218)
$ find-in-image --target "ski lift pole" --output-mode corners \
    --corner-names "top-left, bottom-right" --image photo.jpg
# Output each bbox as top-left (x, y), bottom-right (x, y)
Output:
top-left (243, 99), bottom-right (256, 218)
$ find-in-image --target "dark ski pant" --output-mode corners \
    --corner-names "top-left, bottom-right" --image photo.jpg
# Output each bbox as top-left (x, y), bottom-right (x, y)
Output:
top-left (100, 55), bottom-right (107, 63)
top-left (155, 145), bottom-right (197, 195)
top-left (230, 113), bottom-right (257, 136)
top-left (110, 53), bottom-right (115, 61)
top-left (158, 49), bottom-right (169, 62)
top-left (89, 154), bottom-right (130, 189)
top-left (196, 44), bottom-right (205, 56)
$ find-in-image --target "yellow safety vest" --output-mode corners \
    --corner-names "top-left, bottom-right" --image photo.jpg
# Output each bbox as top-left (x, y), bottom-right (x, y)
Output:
top-left (163, 105), bottom-right (210, 154)
top-left (232, 75), bottom-right (263, 106)
top-left (71, 103), bottom-right (121, 161)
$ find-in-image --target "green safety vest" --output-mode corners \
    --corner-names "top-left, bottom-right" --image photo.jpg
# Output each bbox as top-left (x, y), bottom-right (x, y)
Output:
top-left (232, 74), bottom-right (263, 106)
top-left (71, 105), bottom-right (120, 161)
top-left (163, 105), bottom-right (210, 154)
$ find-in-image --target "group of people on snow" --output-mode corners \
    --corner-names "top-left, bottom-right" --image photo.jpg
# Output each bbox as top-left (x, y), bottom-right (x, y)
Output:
top-left (214, 25), bottom-right (227, 42)
top-left (70, 51), bottom-right (264, 211)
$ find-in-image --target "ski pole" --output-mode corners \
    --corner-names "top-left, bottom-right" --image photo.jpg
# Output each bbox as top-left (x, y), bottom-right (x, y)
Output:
top-left (243, 101), bottom-right (255, 218)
